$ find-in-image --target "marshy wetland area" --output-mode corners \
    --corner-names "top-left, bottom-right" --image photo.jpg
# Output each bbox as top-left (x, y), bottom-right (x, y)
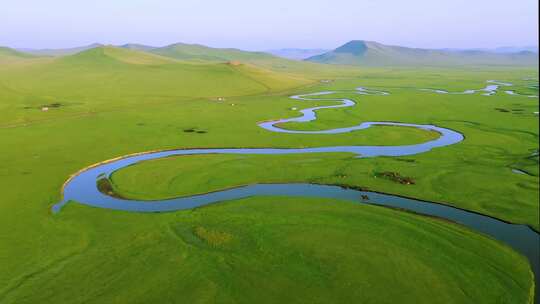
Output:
top-left (0, 45), bottom-right (538, 304)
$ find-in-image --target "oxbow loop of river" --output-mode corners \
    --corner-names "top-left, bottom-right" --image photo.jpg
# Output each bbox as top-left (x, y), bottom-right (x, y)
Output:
top-left (53, 81), bottom-right (540, 302)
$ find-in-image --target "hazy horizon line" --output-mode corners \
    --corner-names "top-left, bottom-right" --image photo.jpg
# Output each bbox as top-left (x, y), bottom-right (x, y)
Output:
top-left (7, 40), bottom-right (540, 52)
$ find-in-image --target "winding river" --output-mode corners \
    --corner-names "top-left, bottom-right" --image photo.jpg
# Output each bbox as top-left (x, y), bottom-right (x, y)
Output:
top-left (421, 79), bottom-right (539, 97)
top-left (53, 81), bottom-right (539, 301)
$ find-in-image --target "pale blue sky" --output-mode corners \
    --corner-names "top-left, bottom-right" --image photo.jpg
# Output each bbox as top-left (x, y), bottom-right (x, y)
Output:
top-left (1, 0), bottom-right (537, 50)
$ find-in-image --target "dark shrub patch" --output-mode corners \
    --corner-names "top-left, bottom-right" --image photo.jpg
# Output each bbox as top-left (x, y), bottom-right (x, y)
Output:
top-left (96, 178), bottom-right (125, 199)
top-left (183, 128), bottom-right (207, 134)
top-left (375, 172), bottom-right (416, 185)
top-left (395, 158), bottom-right (416, 163)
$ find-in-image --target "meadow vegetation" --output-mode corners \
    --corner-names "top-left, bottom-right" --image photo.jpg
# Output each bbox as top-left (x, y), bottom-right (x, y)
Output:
top-left (0, 46), bottom-right (537, 303)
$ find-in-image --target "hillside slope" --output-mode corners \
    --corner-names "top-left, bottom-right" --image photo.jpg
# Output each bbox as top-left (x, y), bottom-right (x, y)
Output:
top-left (150, 43), bottom-right (276, 62)
top-left (58, 46), bottom-right (176, 65)
top-left (306, 40), bottom-right (539, 66)
top-left (0, 46), bottom-right (311, 115)
top-left (19, 43), bottom-right (105, 56)
top-left (0, 46), bottom-right (34, 58)
top-left (0, 46), bottom-right (35, 63)
top-left (10, 42), bottom-right (364, 79)
top-left (149, 43), bottom-right (362, 78)
top-left (119, 43), bottom-right (157, 52)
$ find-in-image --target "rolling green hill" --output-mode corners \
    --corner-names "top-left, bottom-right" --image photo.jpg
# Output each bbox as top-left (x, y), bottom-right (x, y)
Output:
top-left (306, 40), bottom-right (539, 66)
top-left (0, 47), bottom-right (35, 63)
top-left (147, 43), bottom-right (364, 79)
top-left (149, 43), bottom-right (276, 62)
top-left (0, 46), bottom-right (33, 58)
top-left (119, 43), bottom-right (157, 52)
top-left (0, 46), bottom-right (312, 125)
top-left (58, 46), bottom-right (176, 65)
top-left (18, 43), bottom-right (104, 57)
top-left (9, 42), bottom-right (365, 79)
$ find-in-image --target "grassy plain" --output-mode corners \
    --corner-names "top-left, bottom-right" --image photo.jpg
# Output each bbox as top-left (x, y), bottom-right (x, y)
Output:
top-left (110, 72), bottom-right (540, 229)
top-left (0, 47), bottom-right (538, 303)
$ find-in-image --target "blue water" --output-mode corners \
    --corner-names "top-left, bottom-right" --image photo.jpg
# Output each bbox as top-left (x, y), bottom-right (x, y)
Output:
top-left (421, 79), bottom-right (538, 98)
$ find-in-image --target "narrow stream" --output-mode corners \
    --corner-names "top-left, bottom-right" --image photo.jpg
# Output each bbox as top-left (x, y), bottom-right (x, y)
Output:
top-left (421, 79), bottom-right (538, 98)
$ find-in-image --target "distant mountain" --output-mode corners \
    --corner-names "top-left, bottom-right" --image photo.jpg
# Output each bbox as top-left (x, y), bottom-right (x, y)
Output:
top-left (118, 43), bottom-right (157, 51)
top-left (493, 46), bottom-right (538, 54)
top-left (21, 43), bottom-right (162, 56)
top-left (148, 43), bottom-right (277, 62)
top-left (0, 46), bottom-right (34, 58)
top-left (59, 46), bottom-right (176, 65)
top-left (8, 42), bottom-right (345, 79)
top-left (19, 43), bottom-right (104, 56)
top-left (306, 40), bottom-right (539, 66)
top-left (441, 46), bottom-right (538, 54)
top-left (266, 48), bottom-right (329, 60)
top-left (16, 42), bottom-right (279, 62)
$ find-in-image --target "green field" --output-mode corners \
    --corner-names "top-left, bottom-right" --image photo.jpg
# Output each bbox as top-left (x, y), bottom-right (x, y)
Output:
top-left (0, 46), bottom-right (538, 303)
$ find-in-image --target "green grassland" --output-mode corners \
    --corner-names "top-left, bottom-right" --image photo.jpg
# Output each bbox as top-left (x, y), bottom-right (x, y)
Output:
top-left (110, 68), bottom-right (539, 229)
top-left (109, 142), bottom-right (539, 231)
top-left (0, 47), bottom-right (538, 303)
top-left (2, 197), bottom-right (533, 304)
